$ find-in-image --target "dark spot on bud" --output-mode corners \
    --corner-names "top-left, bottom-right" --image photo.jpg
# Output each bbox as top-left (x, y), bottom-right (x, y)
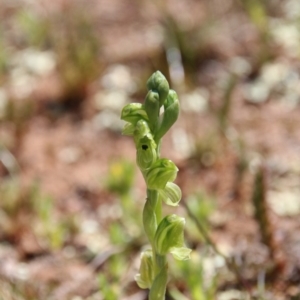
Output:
top-left (142, 145), bottom-right (148, 150)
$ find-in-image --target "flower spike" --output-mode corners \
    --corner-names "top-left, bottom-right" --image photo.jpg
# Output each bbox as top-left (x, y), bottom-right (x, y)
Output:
top-left (120, 71), bottom-right (189, 299)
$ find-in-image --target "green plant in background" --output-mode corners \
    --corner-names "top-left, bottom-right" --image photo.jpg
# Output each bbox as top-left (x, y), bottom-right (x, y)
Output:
top-left (98, 274), bottom-right (118, 300)
top-left (184, 192), bottom-right (215, 243)
top-left (106, 159), bottom-right (136, 214)
top-left (17, 5), bottom-right (101, 113)
top-left (3, 98), bottom-right (34, 153)
top-left (0, 179), bottom-right (78, 252)
top-left (121, 71), bottom-right (191, 300)
top-left (106, 159), bottom-right (135, 196)
top-left (169, 253), bottom-right (218, 300)
top-left (251, 165), bottom-right (286, 274)
top-left (105, 159), bottom-right (144, 247)
top-left (0, 34), bottom-right (8, 80)
top-left (241, 0), bottom-right (274, 68)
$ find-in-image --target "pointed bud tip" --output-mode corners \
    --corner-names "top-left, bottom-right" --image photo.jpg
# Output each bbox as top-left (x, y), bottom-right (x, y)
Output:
top-left (167, 214), bottom-right (185, 224)
top-left (147, 71), bottom-right (170, 107)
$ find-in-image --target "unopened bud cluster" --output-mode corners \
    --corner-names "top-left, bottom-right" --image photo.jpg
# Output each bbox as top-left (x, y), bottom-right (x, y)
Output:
top-left (121, 71), bottom-right (190, 298)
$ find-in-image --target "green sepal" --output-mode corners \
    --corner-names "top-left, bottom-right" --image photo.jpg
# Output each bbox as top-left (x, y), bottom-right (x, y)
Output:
top-left (170, 247), bottom-right (191, 261)
top-left (135, 249), bottom-right (154, 289)
top-left (121, 103), bottom-right (148, 125)
top-left (133, 120), bottom-right (151, 146)
top-left (147, 71), bottom-right (169, 107)
top-left (154, 214), bottom-right (190, 258)
top-left (158, 182), bottom-right (182, 206)
top-left (136, 135), bottom-right (157, 171)
top-left (144, 90), bottom-right (160, 131)
top-left (122, 122), bottom-right (135, 136)
top-left (155, 90), bottom-right (179, 141)
top-left (145, 159), bottom-right (178, 190)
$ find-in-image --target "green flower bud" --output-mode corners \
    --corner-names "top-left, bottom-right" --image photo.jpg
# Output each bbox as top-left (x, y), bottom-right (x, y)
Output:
top-left (135, 249), bottom-right (154, 289)
top-left (122, 122), bottom-right (135, 136)
top-left (136, 135), bottom-right (157, 170)
top-left (147, 71), bottom-right (169, 107)
top-left (154, 214), bottom-right (191, 260)
top-left (144, 91), bottom-right (160, 131)
top-left (158, 182), bottom-right (182, 206)
top-left (146, 159), bottom-right (178, 190)
top-left (121, 103), bottom-right (148, 124)
top-left (133, 120), bottom-right (151, 145)
top-left (155, 90), bottom-right (179, 141)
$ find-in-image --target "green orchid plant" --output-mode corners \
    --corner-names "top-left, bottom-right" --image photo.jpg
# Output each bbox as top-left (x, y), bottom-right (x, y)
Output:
top-left (121, 71), bottom-right (191, 300)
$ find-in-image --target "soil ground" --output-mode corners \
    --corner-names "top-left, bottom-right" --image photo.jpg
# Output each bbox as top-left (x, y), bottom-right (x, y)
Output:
top-left (1, 0), bottom-right (300, 299)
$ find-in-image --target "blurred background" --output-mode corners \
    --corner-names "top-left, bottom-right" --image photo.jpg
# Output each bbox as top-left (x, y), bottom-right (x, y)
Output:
top-left (1, 0), bottom-right (300, 299)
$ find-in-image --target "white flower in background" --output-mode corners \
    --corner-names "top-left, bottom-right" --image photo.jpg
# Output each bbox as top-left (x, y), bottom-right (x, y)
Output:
top-left (8, 49), bottom-right (56, 99)
top-left (11, 48), bottom-right (56, 76)
top-left (270, 20), bottom-right (300, 57)
top-left (101, 64), bottom-right (136, 93)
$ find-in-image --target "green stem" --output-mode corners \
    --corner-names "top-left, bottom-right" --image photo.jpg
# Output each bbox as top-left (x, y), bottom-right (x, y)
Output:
top-left (143, 189), bottom-right (168, 300)
top-left (154, 253), bottom-right (167, 274)
top-left (149, 260), bottom-right (168, 300)
top-left (143, 189), bottom-right (159, 245)
top-left (142, 139), bottom-right (162, 244)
